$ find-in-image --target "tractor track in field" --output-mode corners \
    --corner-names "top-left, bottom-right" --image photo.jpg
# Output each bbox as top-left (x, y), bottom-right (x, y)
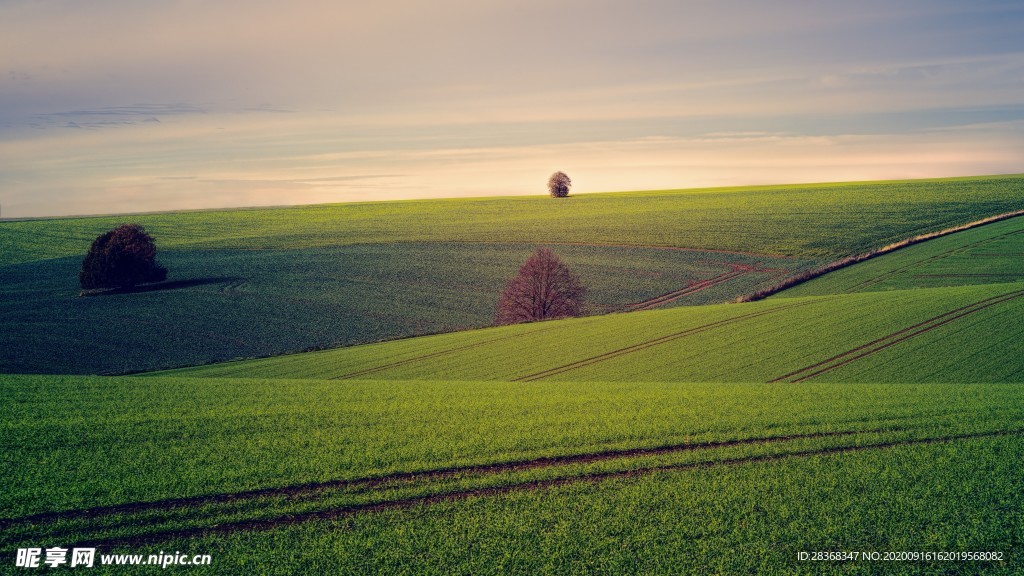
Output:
top-left (514, 299), bottom-right (818, 382)
top-left (770, 288), bottom-right (1024, 383)
top-left (843, 228), bottom-right (1024, 293)
top-left (330, 323), bottom-right (562, 380)
top-left (626, 270), bottom-right (745, 311)
top-left (626, 264), bottom-right (757, 311)
top-left (7, 412), bottom-right (958, 533)
top-left (0, 427), bottom-right (865, 530)
top-left (35, 428), bottom-right (1024, 549)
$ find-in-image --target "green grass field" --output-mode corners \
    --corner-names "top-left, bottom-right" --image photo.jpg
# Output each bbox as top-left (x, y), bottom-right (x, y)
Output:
top-left (1, 175), bottom-right (1021, 374)
top-left (3, 175), bottom-right (1023, 265)
top-left (2, 376), bottom-right (1021, 573)
top-left (780, 214), bottom-right (1024, 296)
top-left (160, 281), bottom-right (1024, 384)
top-left (0, 243), bottom-right (808, 374)
top-left (156, 211), bottom-right (1024, 385)
top-left (3, 177), bottom-right (1024, 573)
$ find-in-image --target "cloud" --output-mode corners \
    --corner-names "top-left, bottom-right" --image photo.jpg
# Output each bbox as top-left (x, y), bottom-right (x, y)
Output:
top-left (20, 103), bottom-right (295, 131)
top-left (3, 111), bottom-right (1022, 218)
top-left (1, 1), bottom-right (1023, 216)
top-left (3, 0), bottom-right (1021, 119)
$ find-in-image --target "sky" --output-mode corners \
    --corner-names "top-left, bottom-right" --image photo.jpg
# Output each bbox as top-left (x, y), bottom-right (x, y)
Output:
top-left (1, 0), bottom-right (1023, 218)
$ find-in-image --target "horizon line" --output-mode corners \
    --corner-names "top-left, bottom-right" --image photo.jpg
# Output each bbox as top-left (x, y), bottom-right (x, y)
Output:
top-left (2, 172), bottom-right (1022, 223)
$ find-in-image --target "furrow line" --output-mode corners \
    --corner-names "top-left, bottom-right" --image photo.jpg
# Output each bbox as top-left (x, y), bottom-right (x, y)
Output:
top-left (845, 227), bottom-right (1024, 292)
top-left (769, 289), bottom-right (1024, 382)
top-left (515, 300), bottom-right (818, 382)
top-left (628, 269), bottom-right (748, 311)
top-left (0, 426), bottom-right (858, 529)
top-left (63, 428), bottom-right (1024, 548)
top-left (331, 323), bottom-right (561, 380)
top-left (627, 270), bottom-right (738, 310)
top-left (774, 289), bottom-right (1024, 383)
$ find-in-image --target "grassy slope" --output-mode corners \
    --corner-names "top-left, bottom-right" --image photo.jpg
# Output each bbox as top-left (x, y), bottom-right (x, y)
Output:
top-left (2, 175), bottom-right (1022, 266)
top-left (780, 214), bottom-right (1024, 296)
top-left (2, 375), bottom-right (1022, 574)
top-left (185, 435), bottom-right (1024, 575)
top-left (15, 375), bottom-right (986, 515)
top-left (162, 213), bottom-right (1024, 384)
top-left (2, 175), bottom-right (1021, 375)
top-left (1, 244), bottom-right (806, 374)
top-left (5, 177), bottom-right (1024, 572)
top-left (160, 282), bottom-right (1024, 383)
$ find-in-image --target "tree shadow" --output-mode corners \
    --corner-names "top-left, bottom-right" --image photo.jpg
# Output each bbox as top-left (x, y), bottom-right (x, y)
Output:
top-left (79, 277), bottom-right (243, 297)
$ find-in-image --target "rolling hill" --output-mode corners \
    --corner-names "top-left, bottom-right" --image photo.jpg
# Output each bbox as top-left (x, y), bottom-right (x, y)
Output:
top-left (2, 174), bottom-right (1022, 375)
top-left (2, 176), bottom-right (1024, 573)
top-left (160, 212), bottom-right (1024, 384)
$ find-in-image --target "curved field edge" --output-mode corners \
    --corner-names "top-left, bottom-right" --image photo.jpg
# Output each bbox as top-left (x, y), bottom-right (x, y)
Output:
top-left (779, 211), bottom-right (1024, 297)
top-left (4, 175), bottom-right (1022, 376)
top-left (154, 282), bottom-right (1024, 383)
top-left (0, 243), bottom-right (809, 375)
top-left (739, 209), bottom-right (1024, 301)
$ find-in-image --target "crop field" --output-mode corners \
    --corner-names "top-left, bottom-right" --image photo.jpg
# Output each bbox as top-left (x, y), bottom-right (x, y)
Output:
top-left (781, 214), bottom-right (1024, 296)
top-left (3, 174), bottom-right (1022, 375)
top-left (3, 177), bottom-right (1024, 573)
top-left (2, 376), bottom-right (1022, 573)
top-left (155, 212), bottom-right (1024, 385)
top-left (0, 243), bottom-right (809, 374)
top-left (0, 176), bottom-right (1018, 289)
top-left (160, 282), bottom-right (1024, 384)
top-left (2, 175), bottom-right (1022, 265)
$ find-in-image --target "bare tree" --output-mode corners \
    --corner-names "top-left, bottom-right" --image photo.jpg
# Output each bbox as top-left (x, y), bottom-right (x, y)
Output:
top-left (496, 248), bottom-right (585, 325)
top-left (547, 171), bottom-right (571, 198)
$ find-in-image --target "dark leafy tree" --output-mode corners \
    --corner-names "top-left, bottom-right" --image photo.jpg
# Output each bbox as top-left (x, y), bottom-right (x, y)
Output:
top-left (79, 224), bottom-right (167, 290)
top-left (496, 247), bottom-right (585, 325)
top-left (547, 171), bottom-right (571, 198)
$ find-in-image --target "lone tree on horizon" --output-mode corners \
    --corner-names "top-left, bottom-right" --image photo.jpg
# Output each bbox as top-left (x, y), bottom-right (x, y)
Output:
top-left (547, 171), bottom-right (571, 197)
top-left (79, 223), bottom-right (167, 290)
top-left (496, 247), bottom-right (586, 325)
